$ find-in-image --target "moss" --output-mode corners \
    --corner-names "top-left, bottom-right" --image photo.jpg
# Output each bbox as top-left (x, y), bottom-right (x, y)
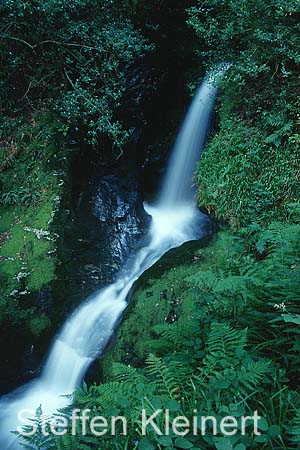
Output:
top-left (100, 228), bottom-right (253, 380)
top-left (101, 234), bottom-right (231, 379)
top-left (0, 197), bottom-right (58, 290)
top-left (0, 208), bottom-right (15, 233)
top-left (0, 112), bottom-right (68, 329)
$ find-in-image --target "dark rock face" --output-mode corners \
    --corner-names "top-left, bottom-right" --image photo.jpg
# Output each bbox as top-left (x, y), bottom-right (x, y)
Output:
top-left (93, 175), bottom-right (150, 281)
top-left (55, 169), bottom-right (150, 307)
top-left (36, 285), bottom-right (52, 312)
top-left (119, 60), bottom-right (158, 144)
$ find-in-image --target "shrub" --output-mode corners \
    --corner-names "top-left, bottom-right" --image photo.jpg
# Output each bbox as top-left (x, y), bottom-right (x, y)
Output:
top-left (0, 0), bottom-right (153, 149)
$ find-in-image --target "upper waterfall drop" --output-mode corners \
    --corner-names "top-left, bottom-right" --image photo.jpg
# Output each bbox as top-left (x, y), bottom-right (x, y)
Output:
top-left (0, 66), bottom-right (227, 450)
top-left (159, 65), bottom-right (226, 207)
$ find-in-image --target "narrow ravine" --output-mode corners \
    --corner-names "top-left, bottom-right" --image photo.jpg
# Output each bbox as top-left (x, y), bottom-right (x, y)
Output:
top-left (0, 66), bottom-right (226, 450)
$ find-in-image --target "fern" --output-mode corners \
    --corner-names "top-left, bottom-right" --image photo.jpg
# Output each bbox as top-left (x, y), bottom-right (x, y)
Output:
top-left (55, 434), bottom-right (82, 450)
top-left (111, 362), bottom-right (146, 385)
top-left (149, 321), bottom-right (200, 355)
top-left (236, 360), bottom-right (271, 393)
top-left (285, 412), bottom-right (300, 445)
top-left (206, 322), bottom-right (247, 359)
top-left (146, 354), bottom-right (182, 399)
top-left (76, 381), bottom-right (129, 410)
top-left (15, 405), bottom-right (56, 450)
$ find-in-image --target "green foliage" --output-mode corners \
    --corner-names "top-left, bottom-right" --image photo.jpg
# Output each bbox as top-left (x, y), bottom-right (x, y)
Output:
top-left (28, 313), bottom-right (52, 337)
top-left (188, 0), bottom-right (300, 228)
top-left (8, 2), bottom-right (300, 450)
top-left (20, 316), bottom-right (284, 449)
top-left (15, 405), bottom-right (56, 450)
top-left (196, 120), bottom-right (300, 227)
top-left (188, 0), bottom-right (300, 63)
top-left (0, 0), bottom-right (153, 148)
top-left (100, 263), bottom-right (196, 376)
top-left (18, 223), bottom-right (300, 449)
top-left (187, 0), bottom-right (300, 125)
top-left (1, 188), bottom-right (41, 206)
top-left (197, 322), bottom-right (271, 400)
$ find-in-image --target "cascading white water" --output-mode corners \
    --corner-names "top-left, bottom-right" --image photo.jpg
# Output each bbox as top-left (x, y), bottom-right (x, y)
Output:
top-left (0, 65), bottom-right (226, 449)
top-left (159, 64), bottom-right (229, 205)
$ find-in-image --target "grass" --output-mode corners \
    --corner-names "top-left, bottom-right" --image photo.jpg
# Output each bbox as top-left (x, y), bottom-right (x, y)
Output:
top-left (196, 119), bottom-right (300, 228)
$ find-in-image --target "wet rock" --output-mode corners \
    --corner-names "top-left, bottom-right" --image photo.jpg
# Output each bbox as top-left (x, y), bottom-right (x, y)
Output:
top-left (21, 344), bottom-right (40, 381)
top-left (36, 285), bottom-right (52, 312)
top-left (94, 175), bottom-right (150, 281)
top-left (82, 264), bottom-right (103, 282)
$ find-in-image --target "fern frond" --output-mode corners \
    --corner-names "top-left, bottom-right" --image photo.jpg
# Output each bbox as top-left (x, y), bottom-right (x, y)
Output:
top-left (76, 381), bottom-right (127, 410)
top-left (236, 359), bottom-right (271, 394)
top-left (206, 322), bottom-right (247, 359)
top-left (150, 321), bottom-right (200, 354)
top-left (146, 354), bottom-right (181, 398)
top-left (111, 362), bottom-right (146, 384)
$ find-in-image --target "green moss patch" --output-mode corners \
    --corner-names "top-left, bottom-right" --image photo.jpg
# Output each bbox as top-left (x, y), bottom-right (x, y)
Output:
top-left (0, 112), bottom-right (68, 334)
top-left (101, 236), bottom-right (224, 378)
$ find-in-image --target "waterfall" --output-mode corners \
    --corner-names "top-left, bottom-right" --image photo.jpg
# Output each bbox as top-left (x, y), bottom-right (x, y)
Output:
top-left (0, 66), bottom-right (226, 449)
top-left (160, 73), bottom-right (217, 205)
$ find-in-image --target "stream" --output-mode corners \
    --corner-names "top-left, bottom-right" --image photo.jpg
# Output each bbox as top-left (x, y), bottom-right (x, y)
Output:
top-left (0, 66), bottom-right (226, 449)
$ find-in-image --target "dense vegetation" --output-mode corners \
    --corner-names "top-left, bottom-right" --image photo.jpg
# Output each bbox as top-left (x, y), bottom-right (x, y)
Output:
top-left (0, 0), bottom-right (152, 338)
top-left (1, 0), bottom-right (300, 449)
top-left (189, 0), bottom-right (300, 228)
top-left (0, 0), bottom-right (152, 147)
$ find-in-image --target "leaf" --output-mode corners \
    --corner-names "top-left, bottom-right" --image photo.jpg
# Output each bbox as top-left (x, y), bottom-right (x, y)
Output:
top-left (174, 437), bottom-right (194, 448)
top-left (215, 380), bottom-right (231, 389)
top-left (214, 437), bottom-right (234, 450)
top-left (268, 424), bottom-right (281, 437)
top-left (254, 434), bottom-right (269, 443)
top-left (151, 397), bottom-right (162, 409)
top-left (282, 314), bottom-right (300, 325)
top-left (165, 399), bottom-right (181, 412)
top-left (256, 239), bottom-right (266, 254)
top-left (137, 382), bottom-right (145, 393)
top-left (157, 435), bottom-right (173, 446)
top-left (257, 417), bottom-right (269, 431)
top-left (234, 444), bottom-right (246, 450)
top-left (229, 404), bottom-right (245, 417)
top-left (138, 437), bottom-right (155, 450)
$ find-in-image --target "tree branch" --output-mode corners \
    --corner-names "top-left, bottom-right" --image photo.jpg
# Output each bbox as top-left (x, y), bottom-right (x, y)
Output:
top-left (1, 34), bottom-right (103, 53)
top-left (1, 34), bottom-right (35, 50)
top-left (21, 80), bottom-right (33, 100)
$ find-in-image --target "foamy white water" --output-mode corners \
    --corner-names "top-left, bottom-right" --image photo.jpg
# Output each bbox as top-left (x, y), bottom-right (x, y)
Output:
top-left (0, 66), bottom-right (227, 449)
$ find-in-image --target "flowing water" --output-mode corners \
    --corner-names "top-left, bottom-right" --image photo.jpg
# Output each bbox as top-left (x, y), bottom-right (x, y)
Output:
top-left (0, 66), bottom-right (226, 449)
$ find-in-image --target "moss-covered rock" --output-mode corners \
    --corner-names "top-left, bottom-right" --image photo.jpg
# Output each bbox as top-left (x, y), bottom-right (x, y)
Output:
top-left (0, 112), bottom-right (68, 336)
top-left (99, 234), bottom-right (230, 380)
